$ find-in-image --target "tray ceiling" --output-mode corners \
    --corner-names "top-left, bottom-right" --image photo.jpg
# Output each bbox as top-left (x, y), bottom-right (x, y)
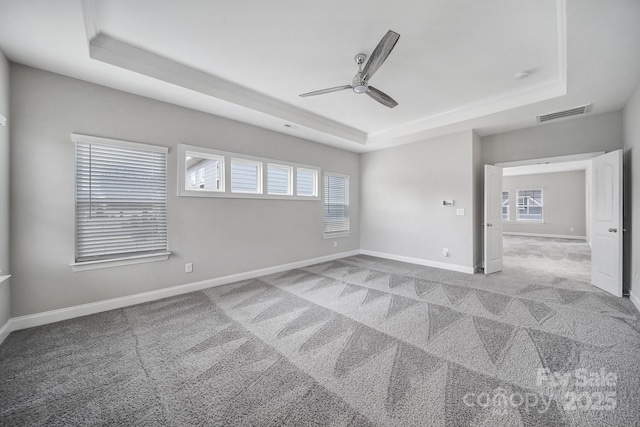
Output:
top-left (0, 0), bottom-right (639, 152)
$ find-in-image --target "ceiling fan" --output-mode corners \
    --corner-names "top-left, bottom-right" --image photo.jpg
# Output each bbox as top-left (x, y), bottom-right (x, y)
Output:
top-left (299, 30), bottom-right (400, 108)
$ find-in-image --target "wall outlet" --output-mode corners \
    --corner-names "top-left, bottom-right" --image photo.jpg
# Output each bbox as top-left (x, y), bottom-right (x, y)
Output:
top-left (570, 227), bottom-right (575, 232)
top-left (443, 248), bottom-right (449, 257)
top-left (185, 263), bottom-right (193, 273)
top-left (334, 241), bottom-right (338, 248)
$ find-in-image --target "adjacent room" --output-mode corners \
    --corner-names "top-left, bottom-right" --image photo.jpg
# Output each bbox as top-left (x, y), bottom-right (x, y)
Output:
top-left (1, 1), bottom-right (640, 426)
top-left (501, 160), bottom-right (592, 284)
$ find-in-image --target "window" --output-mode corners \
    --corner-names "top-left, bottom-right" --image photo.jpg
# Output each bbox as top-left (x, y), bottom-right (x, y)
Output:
top-left (178, 144), bottom-right (320, 200)
top-left (324, 173), bottom-right (350, 236)
top-left (267, 164), bottom-right (292, 195)
top-left (516, 189), bottom-right (543, 222)
top-left (72, 134), bottom-right (169, 270)
top-left (185, 152), bottom-right (224, 192)
top-left (297, 168), bottom-right (318, 197)
top-left (502, 191), bottom-right (510, 221)
top-left (231, 158), bottom-right (262, 194)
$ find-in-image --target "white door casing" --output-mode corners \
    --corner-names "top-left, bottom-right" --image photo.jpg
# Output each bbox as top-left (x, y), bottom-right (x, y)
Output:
top-left (484, 164), bottom-right (503, 274)
top-left (591, 150), bottom-right (623, 297)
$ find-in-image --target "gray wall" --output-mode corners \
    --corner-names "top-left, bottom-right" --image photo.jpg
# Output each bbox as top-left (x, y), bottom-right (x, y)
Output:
top-left (360, 130), bottom-right (476, 270)
top-left (10, 64), bottom-right (360, 317)
top-left (503, 171), bottom-right (586, 238)
top-left (0, 49), bottom-right (9, 327)
top-left (624, 80), bottom-right (640, 300)
top-left (482, 111), bottom-right (624, 165)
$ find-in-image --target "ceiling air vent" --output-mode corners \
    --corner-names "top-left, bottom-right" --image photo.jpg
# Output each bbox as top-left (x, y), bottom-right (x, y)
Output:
top-left (536, 104), bottom-right (591, 123)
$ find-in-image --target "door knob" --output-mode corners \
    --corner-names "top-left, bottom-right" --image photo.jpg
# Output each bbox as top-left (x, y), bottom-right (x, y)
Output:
top-left (608, 228), bottom-right (617, 233)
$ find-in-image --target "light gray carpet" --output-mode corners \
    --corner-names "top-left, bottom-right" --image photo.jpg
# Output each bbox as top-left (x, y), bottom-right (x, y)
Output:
top-left (1, 250), bottom-right (639, 425)
top-left (504, 235), bottom-right (592, 284)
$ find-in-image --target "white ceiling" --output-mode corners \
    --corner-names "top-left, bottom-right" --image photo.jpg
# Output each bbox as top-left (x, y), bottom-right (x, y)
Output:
top-left (0, 0), bottom-right (639, 152)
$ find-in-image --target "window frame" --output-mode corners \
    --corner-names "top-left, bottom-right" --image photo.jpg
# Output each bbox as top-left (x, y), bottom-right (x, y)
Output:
top-left (323, 172), bottom-right (350, 238)
top-left (516, 188), bottom-right (544, 223)
top-left (70, 134), bottom-right (170, 272)
top-left (178, 144), bottom-right (321, 200)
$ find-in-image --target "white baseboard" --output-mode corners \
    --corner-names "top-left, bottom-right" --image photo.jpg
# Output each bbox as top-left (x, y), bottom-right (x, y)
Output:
top-left (503, 232), bottom-right (587, 240)
top-left (360, 249), bottom-right (474, 274)
top-left (630, 290), bottom-right (640, 314)
top-left (0, 319), bottom-right (11, 346)
top-left (2, 250), bottom-right (360, 340)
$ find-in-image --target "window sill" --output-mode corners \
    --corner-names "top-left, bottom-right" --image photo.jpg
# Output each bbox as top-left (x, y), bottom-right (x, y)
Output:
top-left (70, 252), bottom-right (171, 272)
top-left (178, 189), bottom-right (321, 201)
top-left (324, 232), bottom-right (351, 239)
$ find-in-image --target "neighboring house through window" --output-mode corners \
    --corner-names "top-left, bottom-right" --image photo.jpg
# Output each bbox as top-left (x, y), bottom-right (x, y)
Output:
top-left (516, 189), bottom-right (543, 222)
top-left (267, 163), bottom-right (293, 195)
top-left (231, 158), bottom-right (262, 194)
top-left (296, 168), bottom-right (318, 197)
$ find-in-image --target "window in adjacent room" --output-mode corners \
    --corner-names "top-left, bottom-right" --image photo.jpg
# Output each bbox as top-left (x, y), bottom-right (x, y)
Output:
top-left (516, 189), bottom-right (543, 222)
top-left (296, 168), bottom-right (318, 197)
top-left (231, 158), bottom-right (262, 194)
top-left (502, 190), bottom-right (510, 221)
top-left (72, 134), bottom-right (169, 271)
top-left (323, 173), bottom-right (350, 237)
top-left (267, 163), bottom-right (293, 195)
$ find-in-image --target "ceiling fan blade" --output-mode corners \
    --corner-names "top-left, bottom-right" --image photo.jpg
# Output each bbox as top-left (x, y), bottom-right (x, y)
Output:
top-left (299, 85), bottom-right (352, 97)
top-left (362, 30), bottom-right (400, 80)
top-left (366, 86), bottom-right (398, 108)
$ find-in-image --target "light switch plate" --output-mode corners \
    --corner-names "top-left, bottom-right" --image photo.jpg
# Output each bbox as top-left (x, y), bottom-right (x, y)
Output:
top-left (456, 209), bottom-right (465, 216)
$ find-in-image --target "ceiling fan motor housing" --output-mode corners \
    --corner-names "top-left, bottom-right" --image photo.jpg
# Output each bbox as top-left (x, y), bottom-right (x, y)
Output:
top-left (352, 72), bottom-right (368, 93)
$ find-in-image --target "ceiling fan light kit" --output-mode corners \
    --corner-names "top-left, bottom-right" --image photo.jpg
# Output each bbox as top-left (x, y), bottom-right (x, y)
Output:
top-left (299, 30), bottom-right (400, 108)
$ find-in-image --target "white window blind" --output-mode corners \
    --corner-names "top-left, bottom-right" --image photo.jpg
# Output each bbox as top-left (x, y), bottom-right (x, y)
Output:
top-left (297, 168), bottom-right (317, 197)
top-left (324, 173), bottom-right (349, 235)
top-left (231, 158), bottom-right (262, 194)
top-left (75, 137), bottom-right (168, 263)
top-left (267, 164), bottom-right (292, 195)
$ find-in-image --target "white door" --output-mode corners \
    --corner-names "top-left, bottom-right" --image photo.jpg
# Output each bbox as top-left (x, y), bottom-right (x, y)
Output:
top-left (484, 165), bottom-right (503, 274)
top-left (591, 150), bottom-right (623, 297)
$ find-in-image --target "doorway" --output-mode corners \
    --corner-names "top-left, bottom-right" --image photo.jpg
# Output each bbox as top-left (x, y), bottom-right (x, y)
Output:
top-left (483, 150), bottom-right (623, 297)
top-left (502, 162), bottom-right (590, 284)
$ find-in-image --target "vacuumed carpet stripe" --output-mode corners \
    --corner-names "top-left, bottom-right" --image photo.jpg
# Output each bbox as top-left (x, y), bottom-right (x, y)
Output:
top-left (1, 252), bottom-right (639, 426)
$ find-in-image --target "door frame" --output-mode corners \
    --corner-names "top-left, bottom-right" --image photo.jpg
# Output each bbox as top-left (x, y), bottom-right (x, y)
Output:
top-left (487, 151), bottom-right (622, 297)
